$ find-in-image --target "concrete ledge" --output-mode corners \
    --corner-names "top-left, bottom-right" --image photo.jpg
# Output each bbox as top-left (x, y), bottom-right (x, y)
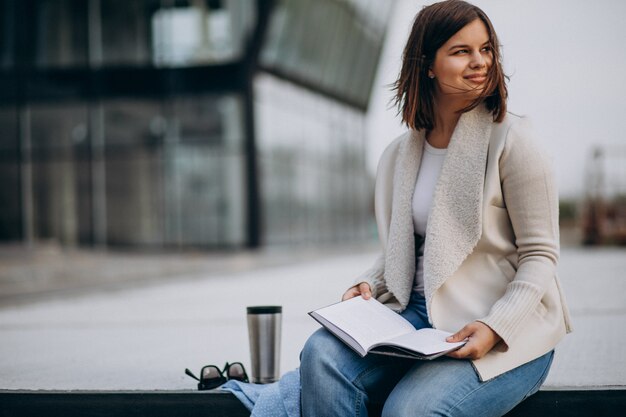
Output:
top-left (504, 389), bottom-right (626, 417)
top-left (0, 391), bottom-right (248, 417)
top-left (1, 389), bottom-right (625, 417)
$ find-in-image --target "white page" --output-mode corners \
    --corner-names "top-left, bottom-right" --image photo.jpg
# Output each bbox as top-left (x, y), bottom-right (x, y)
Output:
top-left (313, 297), bottom-right (415, 351)
top-left (384, 328), bottom-right (465, 355)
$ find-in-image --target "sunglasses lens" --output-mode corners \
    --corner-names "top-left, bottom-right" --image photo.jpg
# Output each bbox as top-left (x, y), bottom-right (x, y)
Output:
top-left (227, 363), bottom-right (248, 381)
top-left (202, 366), bottom-right (221, 380)
top-left (199, 365), bottom-right (226, 390)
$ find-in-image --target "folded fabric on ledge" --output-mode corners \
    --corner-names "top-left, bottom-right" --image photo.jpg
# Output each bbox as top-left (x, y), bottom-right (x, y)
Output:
top-left (221, 368), bottom-right (301, 417)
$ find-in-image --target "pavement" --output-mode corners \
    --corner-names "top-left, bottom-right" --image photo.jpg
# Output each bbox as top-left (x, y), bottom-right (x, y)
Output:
top-left (0, 242), bottom-right (624, 391)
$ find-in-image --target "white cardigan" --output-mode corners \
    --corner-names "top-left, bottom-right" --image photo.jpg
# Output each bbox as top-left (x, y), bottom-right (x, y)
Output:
top-left (355, 104), bottom-right (573, 381)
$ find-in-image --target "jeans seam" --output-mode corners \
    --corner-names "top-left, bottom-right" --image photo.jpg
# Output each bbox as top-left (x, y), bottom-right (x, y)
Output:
top-left (352, 362), bottom-right (387, 417)
top-left (355, 390), bottom-right (362, 417)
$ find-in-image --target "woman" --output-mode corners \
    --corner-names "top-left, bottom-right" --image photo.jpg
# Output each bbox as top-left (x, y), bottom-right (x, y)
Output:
top-left (300, 1), bottom-right (572, 416)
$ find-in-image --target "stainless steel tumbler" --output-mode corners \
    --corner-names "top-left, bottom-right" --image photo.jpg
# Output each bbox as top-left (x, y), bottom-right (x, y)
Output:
top-left (246, 306), bottom-right (282, 384)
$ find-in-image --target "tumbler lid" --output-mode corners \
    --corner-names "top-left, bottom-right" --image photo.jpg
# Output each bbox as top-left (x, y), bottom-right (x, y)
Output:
top-left (247, 306), bottom-right (282, 314)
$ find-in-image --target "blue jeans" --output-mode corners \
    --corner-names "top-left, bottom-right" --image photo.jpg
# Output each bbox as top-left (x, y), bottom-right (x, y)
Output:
top-left (300, 292), bottom-right (554, 417)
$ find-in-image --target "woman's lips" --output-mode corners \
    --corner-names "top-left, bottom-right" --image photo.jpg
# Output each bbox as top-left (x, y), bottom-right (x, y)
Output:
top-left (465, 74), bottom-right (487, 83)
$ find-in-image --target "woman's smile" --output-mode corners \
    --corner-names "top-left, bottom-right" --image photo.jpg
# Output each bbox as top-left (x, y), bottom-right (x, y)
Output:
top-left (464, 73), bottom-right (488, 83)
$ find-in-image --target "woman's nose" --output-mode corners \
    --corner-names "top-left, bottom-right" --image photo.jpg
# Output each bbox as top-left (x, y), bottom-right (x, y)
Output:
top-left (469, 51), bottom-right (486, 68)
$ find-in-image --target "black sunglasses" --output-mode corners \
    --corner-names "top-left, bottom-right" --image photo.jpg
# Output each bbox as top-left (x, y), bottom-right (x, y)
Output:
top-left (185, 362), bottom-right (249, 390)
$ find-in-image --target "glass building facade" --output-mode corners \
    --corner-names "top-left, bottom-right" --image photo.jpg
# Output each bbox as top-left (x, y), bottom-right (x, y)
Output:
top-left (0, 0), bottom-right (394, 249)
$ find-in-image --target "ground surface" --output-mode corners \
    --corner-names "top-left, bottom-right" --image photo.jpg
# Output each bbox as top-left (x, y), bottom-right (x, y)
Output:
top-left (0, 243), bottom-right (624, 390)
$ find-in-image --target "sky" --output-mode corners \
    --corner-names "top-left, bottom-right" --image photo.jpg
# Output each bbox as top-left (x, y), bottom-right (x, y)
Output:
top-left (366, 0), bottom-right (626, 199)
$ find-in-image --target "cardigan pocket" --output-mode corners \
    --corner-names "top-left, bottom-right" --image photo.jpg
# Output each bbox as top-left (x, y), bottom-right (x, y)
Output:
top-left (489, 199), bottom-right (506, 209)
top-left (535, 301), bottom-right (548, 318)
top-left (496, 257), bottom-right (516, 282)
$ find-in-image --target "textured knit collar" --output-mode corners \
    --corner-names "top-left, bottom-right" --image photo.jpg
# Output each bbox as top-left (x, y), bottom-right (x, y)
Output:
top-left (383, 104), bottom-right (494, 315)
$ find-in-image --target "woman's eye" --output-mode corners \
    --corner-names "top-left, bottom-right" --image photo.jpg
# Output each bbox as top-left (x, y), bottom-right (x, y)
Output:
top-left (453, 46), bottom-right (491, 55)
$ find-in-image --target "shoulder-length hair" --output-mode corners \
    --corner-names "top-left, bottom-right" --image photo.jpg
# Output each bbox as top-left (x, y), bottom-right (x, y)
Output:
top-left (392, 0), bottom-right (508, 131)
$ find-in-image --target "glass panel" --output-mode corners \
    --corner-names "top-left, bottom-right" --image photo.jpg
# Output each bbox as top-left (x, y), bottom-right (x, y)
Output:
top-left (0, 106), bottom-right (18, 152)
top-left (33, 0), bottom-right (88, 68)
top-left (29, 103), bottom-right (89, 245)
top-left (259, 0), bottom-right (287, 66)
top-left (0, 1), bottom-right (15, 69)
top-left (260, 0), bottom-right (392, 109)
top-left (101, 94), bottom-right (245, 247)
top-left (103, 99), bottom-right (164, 149)
top-left (151, 0), bottom-right (253, 67)
top-left (100, 0), bottom-right (154, 66)
top-left (255, 74), bottom-right (371, 245)
top-left (165, 94), bottom-right (245, 246)
top-left (0, 107), bottom-right (20, 240)
top-left (330, 1), bottom-right (355, 99)
top-left (102, 99), bottom-right (165, 246)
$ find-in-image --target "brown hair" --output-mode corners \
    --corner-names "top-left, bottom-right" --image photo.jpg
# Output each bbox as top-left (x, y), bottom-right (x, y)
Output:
top-left (392, 0), bottom-right (508, 131)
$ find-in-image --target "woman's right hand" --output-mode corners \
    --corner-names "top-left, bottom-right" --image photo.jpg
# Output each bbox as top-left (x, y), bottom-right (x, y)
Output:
top-left (341, 282), bottom-right (372, 301)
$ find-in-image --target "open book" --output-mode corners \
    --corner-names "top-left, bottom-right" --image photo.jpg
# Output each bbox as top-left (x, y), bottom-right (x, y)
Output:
top-left (309, 296), bottom-right (466, 359)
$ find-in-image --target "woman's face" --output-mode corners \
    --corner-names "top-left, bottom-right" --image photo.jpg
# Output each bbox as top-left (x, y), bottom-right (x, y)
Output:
top-left (428, 18), bottom-right (493, 106)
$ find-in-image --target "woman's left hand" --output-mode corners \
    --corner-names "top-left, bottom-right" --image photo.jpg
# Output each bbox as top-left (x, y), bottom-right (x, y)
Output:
top-left (445, 321), bottom-right (502, 360)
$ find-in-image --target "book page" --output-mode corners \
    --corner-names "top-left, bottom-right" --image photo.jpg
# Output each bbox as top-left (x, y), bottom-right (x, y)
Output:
top-left (309, 314), bottom-right (366, 356)
top-left (383, 328), bottom-right (465, 355)
top-left (311, 297), bottom-right (415, 352)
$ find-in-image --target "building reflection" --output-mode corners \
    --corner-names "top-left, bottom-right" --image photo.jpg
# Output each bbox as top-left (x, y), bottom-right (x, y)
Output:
top-left (0, 0), bottom-right (394, 249)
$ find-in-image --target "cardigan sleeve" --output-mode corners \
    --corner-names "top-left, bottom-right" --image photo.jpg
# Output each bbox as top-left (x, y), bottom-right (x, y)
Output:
top-left (478, 117), bottom-right (560, 347)
top-left (352, 253), bottom-right (386, 298)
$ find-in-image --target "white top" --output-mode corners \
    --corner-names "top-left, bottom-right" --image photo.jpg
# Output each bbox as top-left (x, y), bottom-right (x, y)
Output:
top-left (412, 140), bottom-right (447, 295)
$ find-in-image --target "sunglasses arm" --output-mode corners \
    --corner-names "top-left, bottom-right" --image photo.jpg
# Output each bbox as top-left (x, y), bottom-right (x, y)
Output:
top-left (184, 368), bottom-right (201, 382)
